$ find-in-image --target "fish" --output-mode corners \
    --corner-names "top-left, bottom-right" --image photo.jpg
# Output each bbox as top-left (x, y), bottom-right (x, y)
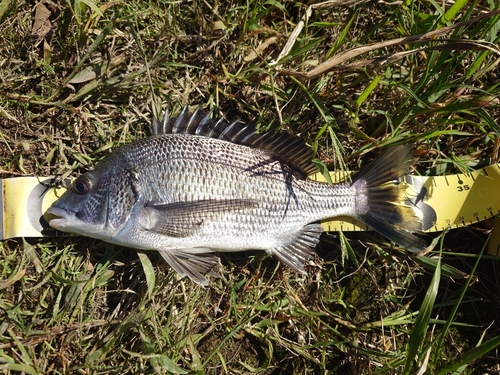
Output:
top-left (47, 106), bottom-right (424, 286)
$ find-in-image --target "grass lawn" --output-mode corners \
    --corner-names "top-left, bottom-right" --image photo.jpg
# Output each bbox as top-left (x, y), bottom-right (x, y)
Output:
top-left (1, 0), bottom-right (500, 373)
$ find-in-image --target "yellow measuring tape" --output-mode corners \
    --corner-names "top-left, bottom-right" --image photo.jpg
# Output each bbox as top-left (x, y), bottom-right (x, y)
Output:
top-left (313, 164), bottom-right (500, 233)
top-left (2, 165), bottom-right (500, 254)
top-left (0, 177), bottom-right (67, 239)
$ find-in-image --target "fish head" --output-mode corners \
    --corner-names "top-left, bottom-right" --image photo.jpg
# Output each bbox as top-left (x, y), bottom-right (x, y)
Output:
top-left (47, 159), bottom-right (136, 238)
top-left (47, 169), bottom-right (112, 236)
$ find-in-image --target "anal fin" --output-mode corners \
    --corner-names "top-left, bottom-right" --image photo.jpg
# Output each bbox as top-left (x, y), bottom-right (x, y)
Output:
top-left (272, 223), bottom-right (323, 275)
top-left (157, 248), bottom-right (220, 286)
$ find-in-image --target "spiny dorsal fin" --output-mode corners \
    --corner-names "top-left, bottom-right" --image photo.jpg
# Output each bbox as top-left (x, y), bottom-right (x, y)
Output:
top-left (151, 106), bottom-right (318, 176)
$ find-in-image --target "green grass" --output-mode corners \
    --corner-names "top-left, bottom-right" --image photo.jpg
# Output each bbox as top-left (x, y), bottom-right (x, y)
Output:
top-left (1, 0), bottom-right (500, 373)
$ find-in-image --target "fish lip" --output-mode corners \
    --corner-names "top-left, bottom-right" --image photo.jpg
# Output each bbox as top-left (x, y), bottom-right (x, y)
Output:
top-left (46, 206), bottom-right (73, 218)
top-left (46, 206), bottom-right (75, 229)
top-left (46, 206), bottom-right (107, 235)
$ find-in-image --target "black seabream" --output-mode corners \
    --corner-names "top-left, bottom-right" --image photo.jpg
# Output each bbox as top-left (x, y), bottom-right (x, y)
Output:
top-left (47, 107), bottom-right (424, 286)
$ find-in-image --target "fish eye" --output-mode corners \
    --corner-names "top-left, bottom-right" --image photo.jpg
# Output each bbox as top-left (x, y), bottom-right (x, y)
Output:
top-left (73, 175), bottom-right (92, 194)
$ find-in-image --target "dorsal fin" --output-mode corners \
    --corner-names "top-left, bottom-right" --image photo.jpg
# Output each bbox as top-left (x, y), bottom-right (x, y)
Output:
top-left (151, 106), bottom-right (318, 176)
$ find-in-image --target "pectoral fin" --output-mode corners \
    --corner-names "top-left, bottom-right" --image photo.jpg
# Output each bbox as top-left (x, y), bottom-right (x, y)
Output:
top-left (157, 248), bottom-right (220, 286)
top-left (142, 199), bottom-right (257, 237)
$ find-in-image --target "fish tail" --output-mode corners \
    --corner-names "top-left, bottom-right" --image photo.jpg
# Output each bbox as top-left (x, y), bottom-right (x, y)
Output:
top-left (352, 146), bottom-right (425, 252)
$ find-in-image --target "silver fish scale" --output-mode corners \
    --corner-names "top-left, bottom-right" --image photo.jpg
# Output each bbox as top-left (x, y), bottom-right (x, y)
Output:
top-left (109, 133), bottom-right (357, 251)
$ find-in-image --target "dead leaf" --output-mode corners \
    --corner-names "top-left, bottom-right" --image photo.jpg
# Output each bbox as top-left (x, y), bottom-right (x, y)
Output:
top-left (32, 2), bottom-right (51, 39)
top-left (32, 0), bottom-right (61, 46)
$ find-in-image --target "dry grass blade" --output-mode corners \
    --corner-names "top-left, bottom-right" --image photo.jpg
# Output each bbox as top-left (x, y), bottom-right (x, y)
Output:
top-left (317, 39), bottom-right (500, 74)
top-left (272, 0), bottom-right (369, 65)
top-left (0, 268), bottom-right (25, 290)
top-left (281, 9), bottom-right (500, 80)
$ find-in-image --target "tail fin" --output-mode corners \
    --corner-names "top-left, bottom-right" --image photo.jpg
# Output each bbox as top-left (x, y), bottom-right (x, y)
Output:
top-left (352, 146), bottom-right (425, 252)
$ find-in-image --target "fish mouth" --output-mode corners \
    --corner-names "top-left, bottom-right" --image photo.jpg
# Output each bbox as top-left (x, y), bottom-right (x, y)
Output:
top-left (46, 206), bottom-right (107, 235)
top-left (46, 206), bottom-right (74, 230)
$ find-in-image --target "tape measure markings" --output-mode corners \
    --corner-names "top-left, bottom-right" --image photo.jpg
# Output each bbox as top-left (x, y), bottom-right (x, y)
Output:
top-left (2, 163), bottom-right (500, 254)
top-left (313, 164), bottom-right (500, 234)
